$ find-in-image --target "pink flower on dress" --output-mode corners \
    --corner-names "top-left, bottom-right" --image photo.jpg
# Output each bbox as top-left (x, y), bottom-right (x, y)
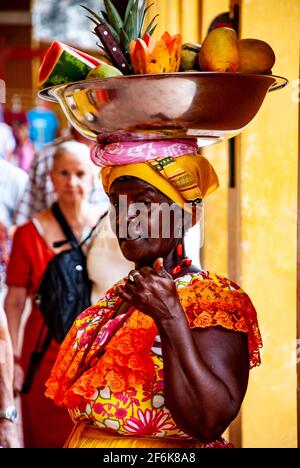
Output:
top-left (93, 403), bottom-right (105, 415)
top-left (123, 408), bottom-right (175, 436)
top-left (115, 408), bottom-right (128, 419)
top-left (205, 437), bottom-right (234, 448)
top-left (98, 315), bottom-right (126, 347)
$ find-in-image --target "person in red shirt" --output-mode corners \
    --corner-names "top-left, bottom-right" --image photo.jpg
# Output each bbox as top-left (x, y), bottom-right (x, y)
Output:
top-left (4, 141), bottom-right (99, 447)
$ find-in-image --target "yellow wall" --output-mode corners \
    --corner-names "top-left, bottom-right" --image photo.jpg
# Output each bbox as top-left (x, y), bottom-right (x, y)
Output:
top-left (146, 0), bottom-right (201, 42)
top-left (202, 0), bottom-right (299, 448)
top-left (239, 0), bottom-right (299, 448)
top-left (201, 0), bottom-right (229, 276)
top-left (149, 0), bottom-right (299, 447)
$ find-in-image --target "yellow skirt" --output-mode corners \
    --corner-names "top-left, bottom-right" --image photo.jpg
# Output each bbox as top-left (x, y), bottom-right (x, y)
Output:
top-left (65, 422), bottom-right (204, 448)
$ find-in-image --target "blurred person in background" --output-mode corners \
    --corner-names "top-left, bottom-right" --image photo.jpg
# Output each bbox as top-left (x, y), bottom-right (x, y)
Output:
top-left (27, 98), bottom-right (59, 151)
top-left (4, 94), bottom-right (27, 130)
top-left (0, 159), bottom-right (28, 303)
top-left (4, 141), bottom-right (99, 448)
top-left (14, 127), bottom-right (108, 226)
top-left (0, 81), bottom-right (20, 448)
top-left (2, 94), bottom-right (34, 171)
top-left (0, 122), bottom-right (15, 161)
top-left (0, 304), bottom-right (20, 448)
top-left (0, 159), bottom-right (28, 230)
top-left (13, 124), bottom-right (134, 313)
top-left (3, 94), bottom-right (30, 169)
top-left (11, 122), bottom-right (35, 173)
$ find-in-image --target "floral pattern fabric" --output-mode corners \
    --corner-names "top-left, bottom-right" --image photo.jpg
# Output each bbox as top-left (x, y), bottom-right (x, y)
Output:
top-left (46, 271), bottom-right (262, 441)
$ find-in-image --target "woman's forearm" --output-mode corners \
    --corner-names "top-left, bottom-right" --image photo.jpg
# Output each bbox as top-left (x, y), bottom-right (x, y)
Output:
top-left (4, 287), bottom-right (27, 354)
top-left (0, 311), bottom-right (20, 448)
top-left (0, 311), bottom-right (14, 406)
top-left (156, 306), bottom-right (237, 441)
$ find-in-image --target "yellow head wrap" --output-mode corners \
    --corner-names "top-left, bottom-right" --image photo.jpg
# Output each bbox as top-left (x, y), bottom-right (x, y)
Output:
top-left (101, 153), bottom-right (219, 210)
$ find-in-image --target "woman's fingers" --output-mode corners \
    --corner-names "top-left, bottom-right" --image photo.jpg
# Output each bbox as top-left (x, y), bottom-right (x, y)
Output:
top-left (128, 270), bottom-right (142, 284)
top-left (153, 257), bottom-right (172, 279)
top-left (116, 285), bottom-right (133, 302)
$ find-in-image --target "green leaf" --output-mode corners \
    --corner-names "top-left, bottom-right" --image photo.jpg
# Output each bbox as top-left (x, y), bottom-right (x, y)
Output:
top-left (80, 5), bottom-right (102, 24)
top-left (143, 14), bottom-right (159, 37)
top-left (137, 0), bottom-right (147, 37)
top-left (148, 24), bottom-right (158, 36)
top-left (101, 10), bottom-right (109, 22)
top-left (104, 0), bottom-right (123, 35)
top-left (120, 28), bottom-right (130, 54)
top-left (125, 10), bottom-right (135, 41)
top-left (131, 0), bottom-right (139, 38)
top-left (124, 0), bottom-right (135, 25)
top-left (84, 15), bottom-right (99, 26)
top-left (139, 3), bottom-right (154, 37)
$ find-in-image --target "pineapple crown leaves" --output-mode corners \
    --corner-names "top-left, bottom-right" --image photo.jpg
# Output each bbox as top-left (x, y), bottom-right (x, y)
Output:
top-left (81, 0), bottom-right (158, 54)
top-left (81, 4), bottom-right (119, 42)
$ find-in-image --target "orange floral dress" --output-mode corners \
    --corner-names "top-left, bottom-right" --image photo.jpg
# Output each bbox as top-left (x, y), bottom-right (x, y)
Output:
top-left (45, 271), bottom-right (262, 448)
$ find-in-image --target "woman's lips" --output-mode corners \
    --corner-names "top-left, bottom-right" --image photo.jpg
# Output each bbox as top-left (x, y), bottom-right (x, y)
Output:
top-left (120, 234), bottom-right (148, 242)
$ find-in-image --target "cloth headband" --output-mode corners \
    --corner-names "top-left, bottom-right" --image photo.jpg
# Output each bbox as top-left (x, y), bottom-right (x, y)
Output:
top-left (90, 139), bottom-right (198, 167)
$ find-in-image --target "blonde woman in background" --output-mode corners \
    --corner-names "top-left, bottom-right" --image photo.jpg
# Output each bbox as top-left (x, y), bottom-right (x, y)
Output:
top-left (4, 141), bottom-right (100, 448)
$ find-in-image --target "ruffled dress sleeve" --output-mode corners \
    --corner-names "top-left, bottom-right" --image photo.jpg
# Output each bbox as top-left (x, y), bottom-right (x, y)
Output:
top-left (177, 272), bottom-right (262, 368)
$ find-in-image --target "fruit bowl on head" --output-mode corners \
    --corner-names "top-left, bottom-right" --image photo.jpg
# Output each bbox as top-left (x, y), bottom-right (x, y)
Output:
top-left (39, 71), bottom-right (288, 147)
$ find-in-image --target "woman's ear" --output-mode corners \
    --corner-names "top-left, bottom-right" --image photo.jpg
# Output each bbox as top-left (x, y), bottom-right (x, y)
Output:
top-left (172, 206), bottom-right (186, 239)
top-left (184, 202), bottom-right (204, 233)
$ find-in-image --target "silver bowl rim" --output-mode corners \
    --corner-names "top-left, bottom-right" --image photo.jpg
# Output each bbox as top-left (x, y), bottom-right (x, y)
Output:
top-left (38, 72), bottom-right (289, 102)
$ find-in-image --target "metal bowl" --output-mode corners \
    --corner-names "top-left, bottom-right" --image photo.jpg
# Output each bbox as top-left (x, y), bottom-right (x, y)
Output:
top-left (39, 72), bottom-right (288, 146)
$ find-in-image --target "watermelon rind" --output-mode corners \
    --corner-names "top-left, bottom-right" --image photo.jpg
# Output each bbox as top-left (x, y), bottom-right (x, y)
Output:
top-left (40, 50), bottom-right (93, 88)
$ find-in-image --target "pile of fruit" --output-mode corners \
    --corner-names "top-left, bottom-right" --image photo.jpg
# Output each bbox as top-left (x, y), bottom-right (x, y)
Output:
top-left (180, 28), bottom-right (275, 74)
top-left (38, 0), bottom-right (276, 89)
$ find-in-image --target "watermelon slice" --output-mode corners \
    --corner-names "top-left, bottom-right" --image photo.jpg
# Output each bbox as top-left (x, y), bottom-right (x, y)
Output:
top-left (38, 41), bottom-right (104, 89)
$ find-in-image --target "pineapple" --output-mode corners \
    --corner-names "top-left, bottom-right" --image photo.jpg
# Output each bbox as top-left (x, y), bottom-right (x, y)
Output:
top-left (82, 0), bottom-right (158, 72)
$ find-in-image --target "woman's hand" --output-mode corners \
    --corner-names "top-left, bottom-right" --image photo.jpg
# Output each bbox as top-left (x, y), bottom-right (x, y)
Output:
top-left (116, 258), bottom-right (181, 322)
top-left (0, 419), bottom-right (21, 448)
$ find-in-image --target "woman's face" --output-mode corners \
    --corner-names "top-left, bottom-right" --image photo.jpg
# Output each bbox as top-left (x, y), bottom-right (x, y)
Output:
top-left (50, 150), bottom-right (94, 203)
top-left (109, 177), bottom-right (182, 266)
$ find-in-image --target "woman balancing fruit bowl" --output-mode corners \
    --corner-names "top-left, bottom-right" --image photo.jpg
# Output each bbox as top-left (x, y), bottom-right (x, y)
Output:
top-left (42, 1), bottom-right (263, 448)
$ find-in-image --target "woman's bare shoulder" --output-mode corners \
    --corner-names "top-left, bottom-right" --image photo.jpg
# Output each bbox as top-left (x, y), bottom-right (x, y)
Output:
top-left (33, 207), bottom-right (63, 247)
top-left (85, 203), bottom-right (106, 226)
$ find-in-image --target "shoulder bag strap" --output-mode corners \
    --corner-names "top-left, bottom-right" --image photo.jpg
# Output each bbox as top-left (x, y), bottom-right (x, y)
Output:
top-left (80, 210), bottom-right (109, 247)
top-left (51, 201), bottom-right (78, 246)
top-left (21, 327), bottom-right (53, 394)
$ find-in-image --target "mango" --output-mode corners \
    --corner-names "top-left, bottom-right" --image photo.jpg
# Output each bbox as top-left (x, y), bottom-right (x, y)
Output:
top-left (238, 38), bottom-right (275, 74)
top-left (199, 27), bottom-right (239, 72)
top-left (180, 43), bottom-right (201, 71)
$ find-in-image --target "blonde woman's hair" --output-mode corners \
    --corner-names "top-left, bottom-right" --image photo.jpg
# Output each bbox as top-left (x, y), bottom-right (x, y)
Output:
top-left (52, 140), bottom-right (91, 165)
